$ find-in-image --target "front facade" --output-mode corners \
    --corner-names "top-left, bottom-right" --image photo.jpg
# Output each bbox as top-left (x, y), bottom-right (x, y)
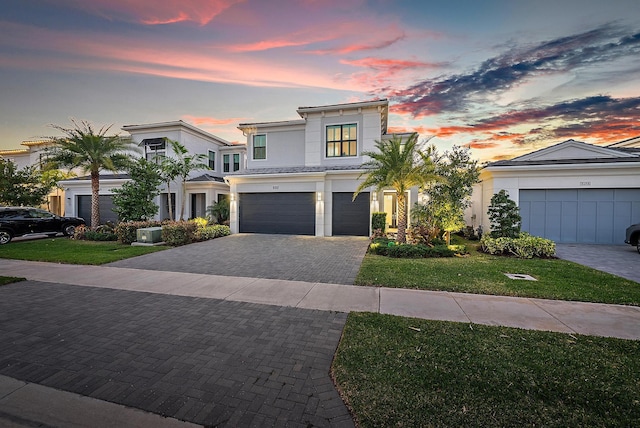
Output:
top-left (227, 99), bottom-right (418, 237)
top-left (61, 121), bottom-right (243, 226)
top-left (470, 138), bottom-right (640, 244)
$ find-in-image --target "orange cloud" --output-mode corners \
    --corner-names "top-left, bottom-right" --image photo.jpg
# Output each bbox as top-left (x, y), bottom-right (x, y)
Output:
top-left (182, 116), bottom-right (245, 126)
top-left (468, 141), bottom-right (500, 150)
top-left (58, 0), bottom-right (242, 26)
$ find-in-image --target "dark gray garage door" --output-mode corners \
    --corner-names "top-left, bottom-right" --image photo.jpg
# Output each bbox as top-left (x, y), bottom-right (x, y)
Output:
top-left (239, 192), bottom-right (315, 235)
top-left (520, 189), bottom-right (640, 244)
top-left (77, 195), bottom-right (118, 227)
top-left (332, 192), bottom-right (370, 236)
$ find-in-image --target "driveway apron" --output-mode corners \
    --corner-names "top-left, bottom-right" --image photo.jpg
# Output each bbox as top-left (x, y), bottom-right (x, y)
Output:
top-left (108, 234), bottom-right (370, 285)
top-left (0, 281), bottom-right (353, 427)
top-left (555, 244), bottom-right (640, 284)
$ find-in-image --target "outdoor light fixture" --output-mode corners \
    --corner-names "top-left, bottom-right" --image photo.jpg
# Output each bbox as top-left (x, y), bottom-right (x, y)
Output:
top-left (317, 192), bottom-right (322, 202)
top-left (230, 193), bottom-right (235, 201)
top-left (372, 193), bottom-right (377, 202)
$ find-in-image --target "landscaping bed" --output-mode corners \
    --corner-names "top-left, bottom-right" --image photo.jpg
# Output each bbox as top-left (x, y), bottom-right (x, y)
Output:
top-left (332, 312), bottom-right (640, 427)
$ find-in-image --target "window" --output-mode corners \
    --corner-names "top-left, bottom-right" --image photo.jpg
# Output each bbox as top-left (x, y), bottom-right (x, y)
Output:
top-left (233, 153), bottom-right (240, 171)
top-left (208, 150), bottom-right (215, 170)
top-left (223, 154), bottom-right (230, 172)
top-left (326, 124), bottom-right (357, 157)
top-left (142, 137), bottom-right (166, 164)
top-left (253, 134), bottom-right (266, 160)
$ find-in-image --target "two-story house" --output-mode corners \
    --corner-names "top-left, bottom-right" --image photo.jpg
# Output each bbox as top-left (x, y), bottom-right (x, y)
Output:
top-left (60, 120), bottom-right (245, 226)
top-left (226, 99), bottom-right (419, 237)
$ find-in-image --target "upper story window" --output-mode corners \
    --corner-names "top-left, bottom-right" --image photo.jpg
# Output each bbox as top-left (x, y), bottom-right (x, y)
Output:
top-left (223, 153), bottom-right (241, 172)
top-left (208, 150), bottom-right (215, 170)
top-left (326, 124), bottom-right (357, 157)
top-left (142, 137), bottom-right (166, 164)
top-left (253, 134), bottom-right (266, 160)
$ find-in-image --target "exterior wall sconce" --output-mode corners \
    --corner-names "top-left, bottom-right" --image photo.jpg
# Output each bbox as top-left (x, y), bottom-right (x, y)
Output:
top-left (372, 193), bottom-right (377, 202)
top-left (230, 193), bottom-right (236, 201)
top-left (317, 192), bottom-right (322, 202)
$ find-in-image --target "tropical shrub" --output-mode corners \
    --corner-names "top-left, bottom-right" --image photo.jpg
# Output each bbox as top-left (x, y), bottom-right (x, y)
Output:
top-left (368, 238), bottom-right (459, 258)
top-left (161, 221), bottom-right (198, 246)
top-left (371, 212), bottom-right (387, 233)
top-left (195, 224), bottom-right (230, 241)
top-left (480, 233), bottom-right (555, 258)
top-left (72, 224), bottom-right (117, 241)
top-left (487, 190), bottom-right (521, 238)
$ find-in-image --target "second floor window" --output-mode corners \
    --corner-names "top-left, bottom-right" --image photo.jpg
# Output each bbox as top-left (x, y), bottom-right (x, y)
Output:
top-left (253, 134), bottom-right (266, 160)
top-left (223, 154), bottom-right (230, 172)
top-left (233, 153), bottom-right (240, 171)
top-left (208, 151), bottom-right (215, 170)
top-left (326, 124), bottom-right (357, 157)
top-left (142, 137), bottom-right (166, 164)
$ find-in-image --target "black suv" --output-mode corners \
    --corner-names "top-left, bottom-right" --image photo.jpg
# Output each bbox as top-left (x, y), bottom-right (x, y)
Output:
top-left (0, 207), bottom-right (84, 244)
top-left (625, 223), bottom-right (640, 254)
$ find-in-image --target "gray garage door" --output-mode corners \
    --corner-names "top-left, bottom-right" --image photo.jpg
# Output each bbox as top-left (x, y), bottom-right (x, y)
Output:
top-left (520, 189), bottom-right (640, 244)
top-left (332, 192), bottom-right (370, 236)
top-left (77, 195), bottom-right (118, 227)
top-left (239, 192), bottom-right (315, 235)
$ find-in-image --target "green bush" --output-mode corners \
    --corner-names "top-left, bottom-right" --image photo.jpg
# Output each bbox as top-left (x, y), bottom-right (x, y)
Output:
top-left (84, 230), bottom-right (117, 241)
top-left (115, 220), bottom-right (162, 244)
top-left (480, 232), bottom-right (555, 258)
top-left (369, 240), bottom-right (457, 258)
top-left (371, 212), bottom-right (386, 233)
top-left (161, 221), bottom-right (198, 246)
top-left (195, 224), bottom-right (230, 241)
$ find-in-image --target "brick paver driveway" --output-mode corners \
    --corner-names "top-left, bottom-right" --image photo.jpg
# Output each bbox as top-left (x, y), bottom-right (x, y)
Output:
top-left (109, 234), bottom-right (370, 285)
top-left (0, 282), bottom-right (353, 427)
top-left (555, 243), bottom-right (639, 283)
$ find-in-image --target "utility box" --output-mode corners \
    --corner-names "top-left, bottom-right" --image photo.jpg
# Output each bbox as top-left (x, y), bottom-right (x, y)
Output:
top-left (136, 227), bottom-right (163, 244)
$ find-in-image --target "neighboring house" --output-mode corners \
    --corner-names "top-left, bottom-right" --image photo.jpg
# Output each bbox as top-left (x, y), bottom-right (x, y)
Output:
top-left (0, 139), bottom-right (65, 215)
top-left (469, 138), bottom-right (640, 244)
top-left (226, 99), bottom-right (419, 236)
top-left (60, 120), bottom-right (242, 226)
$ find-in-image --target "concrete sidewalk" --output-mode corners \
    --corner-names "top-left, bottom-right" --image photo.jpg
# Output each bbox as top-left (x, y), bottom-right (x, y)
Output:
top-left (2, 259), bottom-right (639, 340)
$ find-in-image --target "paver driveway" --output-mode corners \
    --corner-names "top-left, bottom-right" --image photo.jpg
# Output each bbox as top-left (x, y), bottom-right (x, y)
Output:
top-left (0, 281), bottom-right (353, 427)
top-left (108, 234), bottom-right (370, 285)
top-left (555, 244), bottom-right (639, 284)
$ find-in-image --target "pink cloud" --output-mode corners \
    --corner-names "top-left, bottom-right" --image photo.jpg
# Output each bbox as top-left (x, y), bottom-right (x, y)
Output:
top-left (182, 115), bottom-right (246, 126)
top-left (55, 0), bottom-right (243, 26)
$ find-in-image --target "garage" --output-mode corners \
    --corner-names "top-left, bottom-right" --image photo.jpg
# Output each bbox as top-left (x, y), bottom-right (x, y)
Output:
top-left (77, 195), bottom-right (118, 227)
top-left (332, 192), bottom-right (370, 236)
top-left (520, 189), bottom-right (640, 244)
top-left (238, 192), bottom-right (315, 235)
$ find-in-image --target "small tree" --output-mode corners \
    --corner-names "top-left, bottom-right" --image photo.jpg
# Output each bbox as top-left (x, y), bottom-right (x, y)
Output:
top-left (160, 140), bottom-right (209, 221)
top-left (112, 158), bottom-right (163, 222)
top-left (487, 190), bottom-right (521, 238)
top-left (421, 145), bottom-right (480, 245)
top-left (0, 159), bottom-right (55, 207)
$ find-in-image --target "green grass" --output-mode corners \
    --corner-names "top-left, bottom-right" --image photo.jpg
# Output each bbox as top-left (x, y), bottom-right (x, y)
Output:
top-left (0, 237), bottom-right (169, 265)
top-left (333, 312), bottom-right (640, 428)
top-left (356, 243), bottom-right (640, 306)
top-left (0, 276), bottom-right (24, 286)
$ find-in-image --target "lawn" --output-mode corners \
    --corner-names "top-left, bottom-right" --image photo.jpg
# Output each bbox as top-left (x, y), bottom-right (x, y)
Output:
top-left (0, 237), bottom-right (168, 265)
top-left (0, 276), bottom-right (23, 286)
top-left (332, 312), bottom-right (640, 428)
top-left (356, 243), bottom-right (640, 306)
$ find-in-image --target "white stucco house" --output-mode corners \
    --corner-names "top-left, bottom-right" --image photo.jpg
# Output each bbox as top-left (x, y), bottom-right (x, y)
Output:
top-left (225, 99), bottom-right (418, 237)
top-left (60, 120), bottom-right (245, 226)
top-left (469, 137), bottom-right (640, 244)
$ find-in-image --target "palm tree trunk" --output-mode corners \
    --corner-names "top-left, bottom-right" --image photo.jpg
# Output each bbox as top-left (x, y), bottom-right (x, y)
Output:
top-left (396, 191), bottom-right (407, 243)
top-left (90, 170), bottom-right (100, 228)
top-left (166, 182), bottom-right (174, 221)
top-left (179, 179), bottom-right (186, 220)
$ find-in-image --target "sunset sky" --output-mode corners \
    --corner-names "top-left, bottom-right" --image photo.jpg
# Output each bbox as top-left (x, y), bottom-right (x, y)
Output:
top-left (1, 0), bottom-right (639, 162)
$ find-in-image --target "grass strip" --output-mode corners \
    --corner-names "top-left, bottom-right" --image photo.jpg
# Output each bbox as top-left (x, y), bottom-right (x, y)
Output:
top-left (0, 276), bottom-right (24, 286)
top-left (0, 238), bottom-right (168, 265)
top-left (333, 312), bottom-right (640, 428)
top-left (356, 245), bottom-right (640, 305)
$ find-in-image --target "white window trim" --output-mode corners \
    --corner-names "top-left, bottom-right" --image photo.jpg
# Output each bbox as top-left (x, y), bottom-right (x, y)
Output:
top-left (208, 150), bottom-right (216, 171)
top-left (324, 122), bottom-right (359, 159)
top-left (252, 134), bottom-right (267, 161)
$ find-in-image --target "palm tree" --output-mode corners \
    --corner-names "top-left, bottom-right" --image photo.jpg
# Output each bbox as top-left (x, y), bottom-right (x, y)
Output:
top-left (47, 120), bottom-right (138, 228)
top-left (354, 133), bottom-right (440, 243)
top-left (162, 140), bottom-right (209, 221)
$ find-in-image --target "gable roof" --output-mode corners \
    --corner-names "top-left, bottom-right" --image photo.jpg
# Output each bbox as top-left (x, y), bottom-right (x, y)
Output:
top-left (607, 135), bottom-right (640, 148)
top-left (122, 120), bottom-right (232, 146)
top-left (488, 139), bottom-right (640, 167)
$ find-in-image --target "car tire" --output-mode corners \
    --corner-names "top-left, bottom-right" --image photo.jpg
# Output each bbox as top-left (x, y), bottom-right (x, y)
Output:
top-left (637, 242), bottom-right (640, 254)
top-left (0, 230), bottom-right (13, 245)
top-left (62, 224), bottom-right (76, 236)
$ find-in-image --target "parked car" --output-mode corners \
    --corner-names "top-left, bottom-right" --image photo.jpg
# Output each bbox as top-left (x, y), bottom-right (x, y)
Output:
top-left (0, 207), bottom-right (85, 244)
top-left (625, 223), bottom-right (640, 254)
